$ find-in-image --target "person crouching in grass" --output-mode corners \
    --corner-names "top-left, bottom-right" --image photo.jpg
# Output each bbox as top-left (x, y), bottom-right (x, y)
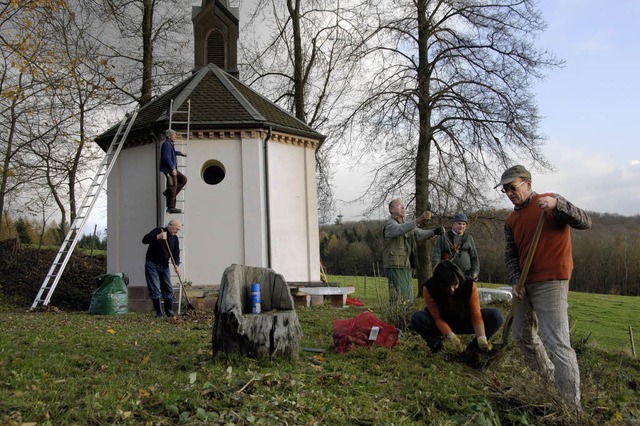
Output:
top-left (411, 260), bottom-right (504, 353)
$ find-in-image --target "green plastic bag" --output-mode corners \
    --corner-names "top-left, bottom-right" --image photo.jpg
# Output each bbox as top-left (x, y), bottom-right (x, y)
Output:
top-left (89, 273), bottom-right (129, 315)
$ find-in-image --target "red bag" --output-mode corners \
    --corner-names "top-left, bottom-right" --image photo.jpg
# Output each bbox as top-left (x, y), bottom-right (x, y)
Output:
top-left (332, 312), bottom-right (400, 353)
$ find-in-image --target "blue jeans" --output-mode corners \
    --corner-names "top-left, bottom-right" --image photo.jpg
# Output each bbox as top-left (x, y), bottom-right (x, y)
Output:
top-left (144, 260), bottom-right (174, 301)
top-left (411, 308), bottom-right (504, 351)
top-left (512, 280), bottom-right (580, 408)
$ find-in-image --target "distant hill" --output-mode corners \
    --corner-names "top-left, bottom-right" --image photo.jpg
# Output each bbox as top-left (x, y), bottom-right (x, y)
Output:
top-left (321, 210), bottom-right (640, 296)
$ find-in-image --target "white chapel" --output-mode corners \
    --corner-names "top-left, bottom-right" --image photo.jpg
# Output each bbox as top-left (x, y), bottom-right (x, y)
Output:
top-left (95, 0), bottom-right (323, 311)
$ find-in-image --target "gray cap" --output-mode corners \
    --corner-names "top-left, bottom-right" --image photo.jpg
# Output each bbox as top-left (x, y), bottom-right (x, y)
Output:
top-left (494, 165), bottom-right (531, 188)
top-left (453, 212), bottom-right (467, 223)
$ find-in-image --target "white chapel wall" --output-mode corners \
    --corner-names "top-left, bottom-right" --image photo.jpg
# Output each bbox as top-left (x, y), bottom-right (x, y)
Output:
top-left (181, 137), bottom-right (248, 286)
top-left (107, 143), bottom-right (157, 288)
top-left (108, 133), bottom-right (320, 292)
top-left (268, 141), bottom-right (321, 283)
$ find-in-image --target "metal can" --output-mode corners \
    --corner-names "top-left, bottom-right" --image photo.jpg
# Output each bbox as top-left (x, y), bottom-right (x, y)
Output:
top-left (251, 283), bottom-right (261, 314)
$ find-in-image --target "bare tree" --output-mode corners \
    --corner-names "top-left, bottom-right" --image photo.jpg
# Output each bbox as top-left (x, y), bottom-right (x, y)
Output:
top-left (33, 1), bottom-right (115, 225)
top-left (241, 0), bottom-right (366, 224)
top-left (0, 0), bottom-right (71, 234)
top-left (339, 0), bottom-right (562, 284)
top-left (1, 1), bottom-right (115, 236)
top-left (84, 0), bottom-right (193, 106)
top-left (1, 0), bottom-right (195, 237)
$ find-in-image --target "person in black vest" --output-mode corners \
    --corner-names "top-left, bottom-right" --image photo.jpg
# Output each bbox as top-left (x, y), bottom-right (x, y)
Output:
top-left (431, 212), bottom-right (480, 280)
top-left (412, 260), bottom-right (503, 353)
top-left (142, 219), bottom-right (182, 317)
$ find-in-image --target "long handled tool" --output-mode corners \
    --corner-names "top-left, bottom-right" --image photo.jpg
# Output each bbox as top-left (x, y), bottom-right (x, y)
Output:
top-left (164, 238), bottom-right (195, 311)
top-left (499, 210), bottom-right (546, 346)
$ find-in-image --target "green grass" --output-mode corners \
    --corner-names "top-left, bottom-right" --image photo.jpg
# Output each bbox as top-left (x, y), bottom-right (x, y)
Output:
top-left (1, 289), bottom-right (639, 425)
top-left (331, 275), bottom-right (640, 355)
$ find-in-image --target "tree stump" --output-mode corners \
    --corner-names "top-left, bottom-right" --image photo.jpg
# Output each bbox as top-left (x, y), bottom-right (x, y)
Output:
top-left (212, 264), bottom-right (303, 360)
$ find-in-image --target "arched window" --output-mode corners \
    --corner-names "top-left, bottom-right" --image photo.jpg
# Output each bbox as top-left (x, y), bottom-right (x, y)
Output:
top-left (206, 29), bottom-right (226, 68)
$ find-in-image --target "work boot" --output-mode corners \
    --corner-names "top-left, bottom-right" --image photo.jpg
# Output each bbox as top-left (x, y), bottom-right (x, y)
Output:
top-left (166, 207), bottom-right (182, 214)
top-left (152, 298), bottom-right (163, 317)
top-left (164, 299), bottom-right (175, 318)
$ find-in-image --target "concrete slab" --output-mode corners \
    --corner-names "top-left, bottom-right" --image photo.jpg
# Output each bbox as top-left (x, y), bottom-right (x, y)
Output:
top-left (295, 286), bottom-right (355, 307)
top-left (477, 287), bottom-right (512, 304)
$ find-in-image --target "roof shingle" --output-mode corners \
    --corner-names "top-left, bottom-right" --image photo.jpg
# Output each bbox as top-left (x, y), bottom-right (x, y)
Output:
top-left (95, 64), bottom-right (324, 150)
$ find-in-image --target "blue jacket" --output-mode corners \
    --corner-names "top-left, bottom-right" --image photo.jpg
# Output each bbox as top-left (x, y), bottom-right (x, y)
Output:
top-left (160, 139), bottom-right (177, 174)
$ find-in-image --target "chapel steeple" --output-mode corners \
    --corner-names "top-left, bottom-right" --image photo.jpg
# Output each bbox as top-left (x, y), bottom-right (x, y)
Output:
top-left (192, 0), bottom-right (239, 77)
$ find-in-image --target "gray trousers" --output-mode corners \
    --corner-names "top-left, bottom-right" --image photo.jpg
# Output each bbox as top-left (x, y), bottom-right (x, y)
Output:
top-left (512, 279), bottom-right (581, 409)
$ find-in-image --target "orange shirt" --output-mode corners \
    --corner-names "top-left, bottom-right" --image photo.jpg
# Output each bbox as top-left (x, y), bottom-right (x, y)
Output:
top-left (423, 282), bottom-right (483, 336)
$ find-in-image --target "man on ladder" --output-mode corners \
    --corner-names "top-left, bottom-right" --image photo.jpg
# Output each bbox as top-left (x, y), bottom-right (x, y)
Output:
top-left (160, 129), bottom-right (187, 214)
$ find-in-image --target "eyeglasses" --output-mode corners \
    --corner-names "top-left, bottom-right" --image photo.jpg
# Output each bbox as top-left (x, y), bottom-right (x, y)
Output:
top-left (501, 180), bottom-right (526, 194)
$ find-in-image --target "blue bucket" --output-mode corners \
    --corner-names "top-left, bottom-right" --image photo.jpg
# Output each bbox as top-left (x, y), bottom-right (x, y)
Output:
top-left (251, 283), bottom-right (261, 314)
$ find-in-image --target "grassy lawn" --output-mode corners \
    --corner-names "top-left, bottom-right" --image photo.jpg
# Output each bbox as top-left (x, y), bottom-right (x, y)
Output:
top-left (1, 283), bottom-right (638, 425)
top-left (331, 275), bottom-right (640, 354)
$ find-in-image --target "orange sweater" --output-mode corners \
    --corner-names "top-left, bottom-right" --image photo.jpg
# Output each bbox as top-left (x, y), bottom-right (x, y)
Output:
top-left (507, 193), bottom-right (574, 283)
top-left (423, 281), bottom-right (483, 336)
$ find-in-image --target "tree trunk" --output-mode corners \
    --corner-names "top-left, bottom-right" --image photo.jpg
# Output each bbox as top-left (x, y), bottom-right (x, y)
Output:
top-left (212, 264), bottom-right (303, 360)
top-left (213, 309), bottom-right (303, 359)
top-left (140, 0), bottom-right (154, 106)
top-left (415, 0), bottom-right (433, 291)
top-left (287, 0), bottom-right (306, 123)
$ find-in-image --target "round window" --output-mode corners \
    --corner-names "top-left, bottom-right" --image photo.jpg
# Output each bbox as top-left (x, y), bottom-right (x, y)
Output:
top-left (201, 160), bottom-right (226, 185)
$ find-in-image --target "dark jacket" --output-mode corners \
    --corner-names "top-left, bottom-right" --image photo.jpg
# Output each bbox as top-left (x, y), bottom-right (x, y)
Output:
top-left (431, 230), bottom-right (479, 277)
top-left (160, 139), bottom-right (177, 175)
top-left (424, 276), bottom-right (479, 334)
top-left (142, 227), bottom-right (180, 267)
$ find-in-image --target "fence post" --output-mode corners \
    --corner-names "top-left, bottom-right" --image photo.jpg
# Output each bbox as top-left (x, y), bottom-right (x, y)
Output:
top-left (630, 326), bottom-right (636, 357)
top-left (364, 274), bottom-right (367, 297)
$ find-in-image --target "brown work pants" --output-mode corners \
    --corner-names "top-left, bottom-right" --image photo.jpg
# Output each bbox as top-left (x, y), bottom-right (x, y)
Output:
top-left (164, 171), bottom-right (187, 208)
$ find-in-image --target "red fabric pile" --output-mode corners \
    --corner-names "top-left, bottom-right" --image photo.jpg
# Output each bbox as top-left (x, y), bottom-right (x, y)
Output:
top-left (332, 311), bottom-right (400, 353)
top-left (346, 296), bottom-right (364, 306)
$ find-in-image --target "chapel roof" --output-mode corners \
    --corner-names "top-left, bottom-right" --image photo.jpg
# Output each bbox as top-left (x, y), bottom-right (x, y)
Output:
top-left (95, 64), bottom-right (325, 150)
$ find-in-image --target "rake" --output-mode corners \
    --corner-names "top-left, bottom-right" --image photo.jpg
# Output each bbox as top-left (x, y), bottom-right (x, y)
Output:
top-left (164, 238), bottom-right (196, 311)
top-left (498, 210), bottom-right (546, 347)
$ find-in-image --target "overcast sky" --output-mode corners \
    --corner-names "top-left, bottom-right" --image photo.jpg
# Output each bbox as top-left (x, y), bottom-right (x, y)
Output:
top-left (331, 0), bottom-right (640, 221)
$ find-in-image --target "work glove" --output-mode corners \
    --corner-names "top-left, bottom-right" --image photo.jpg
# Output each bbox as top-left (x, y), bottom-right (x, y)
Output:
top-left (433, 226), bottom-right (445, 236)
top-left (477, 336), bottom-right (492, 351)
top-left (446, 332), bottom-right (463, 352)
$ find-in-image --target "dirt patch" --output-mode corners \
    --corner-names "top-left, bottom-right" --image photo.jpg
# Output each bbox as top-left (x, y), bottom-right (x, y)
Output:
top-left (0, 245), bottom-right (106, 311)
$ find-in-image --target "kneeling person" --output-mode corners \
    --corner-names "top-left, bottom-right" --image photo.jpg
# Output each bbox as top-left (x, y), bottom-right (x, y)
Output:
top-left (412, 260), bottom-right (503, 353)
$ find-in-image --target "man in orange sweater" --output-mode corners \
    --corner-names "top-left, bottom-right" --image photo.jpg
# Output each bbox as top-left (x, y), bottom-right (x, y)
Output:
top-left (411, 260), bottom-right (503, 353)
top-left (497, 165), bottom-right (591, 411)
